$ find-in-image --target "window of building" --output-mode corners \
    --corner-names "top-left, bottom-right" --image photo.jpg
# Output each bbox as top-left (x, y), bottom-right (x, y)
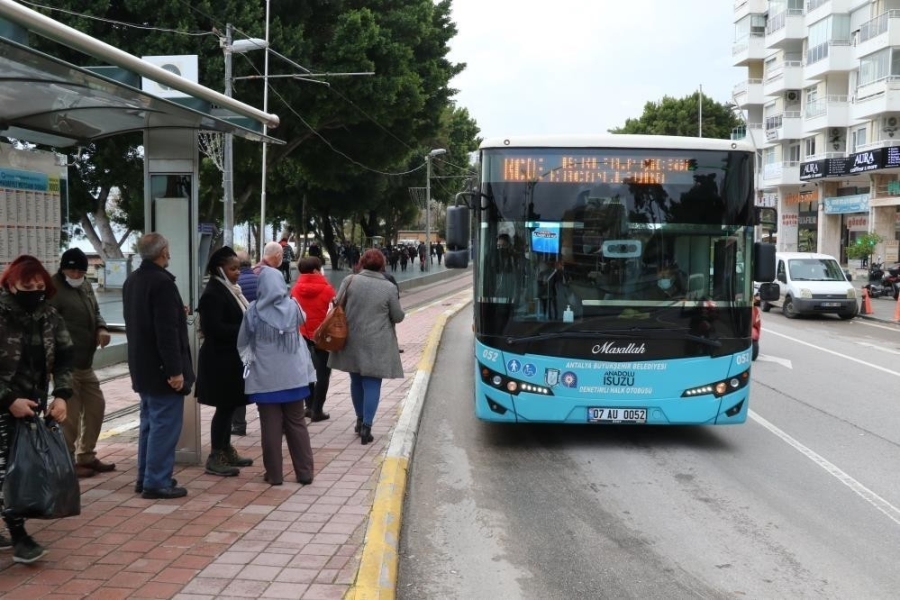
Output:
top-left (805, 137), bottom-right (817, 158)
top-left (852, 127), bottom-right (867, 152)
top-left (788, 144), bottom-right (801, 162)
top-left (859, 48), bottom-right (890, 87)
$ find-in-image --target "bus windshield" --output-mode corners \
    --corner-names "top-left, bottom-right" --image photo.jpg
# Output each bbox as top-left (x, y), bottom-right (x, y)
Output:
top-left (476, 147), bottom-right (755, 358)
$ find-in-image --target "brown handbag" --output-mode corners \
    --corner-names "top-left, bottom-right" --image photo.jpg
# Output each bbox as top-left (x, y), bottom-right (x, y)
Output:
top-left (313, 277), bottom-right (351, 351)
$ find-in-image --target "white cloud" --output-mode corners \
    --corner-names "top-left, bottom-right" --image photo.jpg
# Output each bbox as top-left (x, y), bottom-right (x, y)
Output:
top-left (448, 0), bottom-right (740, 139)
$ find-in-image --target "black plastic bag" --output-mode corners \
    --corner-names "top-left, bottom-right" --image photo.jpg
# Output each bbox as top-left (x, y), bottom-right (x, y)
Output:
top-left (2, 417), bottom-right (80, 519)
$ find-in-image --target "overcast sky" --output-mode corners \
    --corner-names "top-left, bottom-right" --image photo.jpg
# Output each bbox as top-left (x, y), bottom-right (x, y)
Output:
top-left (447, 0), bottom-right (738, 140)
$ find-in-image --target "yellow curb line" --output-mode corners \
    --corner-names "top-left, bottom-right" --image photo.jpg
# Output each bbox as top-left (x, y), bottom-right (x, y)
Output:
top-left (345, 294), bottom-right (471, 600)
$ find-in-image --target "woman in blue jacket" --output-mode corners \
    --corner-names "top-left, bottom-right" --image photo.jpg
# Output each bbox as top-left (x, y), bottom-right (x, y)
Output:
top-left (238, 267), bottom-right (316, 485)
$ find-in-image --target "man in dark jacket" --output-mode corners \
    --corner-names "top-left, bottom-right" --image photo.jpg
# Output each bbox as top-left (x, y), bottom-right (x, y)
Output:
top-left (49, 248), bottom-right (115, 479)
top-left (123, 233), bottom-right (194, 499)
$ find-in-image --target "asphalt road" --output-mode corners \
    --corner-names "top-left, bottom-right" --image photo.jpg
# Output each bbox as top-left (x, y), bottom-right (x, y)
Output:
top-left (398, 309), bottom-right (900, 599)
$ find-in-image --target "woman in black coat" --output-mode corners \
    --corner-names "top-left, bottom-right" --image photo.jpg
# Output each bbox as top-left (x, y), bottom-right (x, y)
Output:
top-left (196, 247), bottom-right (253, 477)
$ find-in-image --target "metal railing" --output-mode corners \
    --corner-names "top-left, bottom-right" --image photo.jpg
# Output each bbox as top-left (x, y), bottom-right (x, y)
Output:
top-left (766, 8), bottom-right (804, 34)
top-left (806, 151), bottom-right (845, 161)
top-left (804, 95), bottom-right (849, 119)
top-left (859, 10), bottom-right (900, 44)
top-left (732, 31), bottom-right (765, 55)
top-left (733, 78), bottom-right (763, 95)
top-left (806, 0), bottom-right (829, 11)
top-left (731, 123), bottom-right (763, 140)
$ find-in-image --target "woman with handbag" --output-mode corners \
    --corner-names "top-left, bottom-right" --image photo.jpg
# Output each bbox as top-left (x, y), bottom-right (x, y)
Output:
top-left (0, 255), bottom-right (74, 563)
top-left (328, 249), bottom-right (405, 444)
top-left (238, 267), bottom-right (316, 485)
top-left (195, 247), bottom-right (253, 477)
top-left (290, 257), bottom-right (336, 422)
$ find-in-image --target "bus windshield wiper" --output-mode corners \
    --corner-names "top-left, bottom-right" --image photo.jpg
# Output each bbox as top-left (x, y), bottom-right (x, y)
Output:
top-left (506, 329), bottom-right (721, 348)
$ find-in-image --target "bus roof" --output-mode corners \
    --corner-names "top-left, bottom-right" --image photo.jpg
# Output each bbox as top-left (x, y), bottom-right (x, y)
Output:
top-left (479, 134), bottom-right (753, 153)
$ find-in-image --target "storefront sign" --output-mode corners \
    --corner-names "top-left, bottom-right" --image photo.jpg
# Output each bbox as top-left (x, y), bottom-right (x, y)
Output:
top-left (799, 157), bottom-right (850, 180)
top-left (846, 215), bottom-right (868, 231)
top-left (823, 194), bottom-right (870, 214)
top-left (885, 146), bottom-right (900, 169)
top-left (782, 214), bottom-right (798, 227)
top-left (849, 149), bottom-right (882, 174)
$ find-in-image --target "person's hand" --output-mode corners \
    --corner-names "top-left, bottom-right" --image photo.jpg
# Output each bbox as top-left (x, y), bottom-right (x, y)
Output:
top-left (168, 374), bottom-right (185, 391)
top-left (97, 328), bottom-right (111, 348)
top-left (48, 398), bottom-right (67, 423)
top-left (9, 398), bottom-right (38, 418)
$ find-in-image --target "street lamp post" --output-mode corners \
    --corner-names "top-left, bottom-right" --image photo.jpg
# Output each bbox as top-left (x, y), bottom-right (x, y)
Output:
top-left (259, 0), bottom-right (271, 260)
top-left (222, 25), bottom-right (267, 248)
top-left (425, 148), bottom-right (446, 271)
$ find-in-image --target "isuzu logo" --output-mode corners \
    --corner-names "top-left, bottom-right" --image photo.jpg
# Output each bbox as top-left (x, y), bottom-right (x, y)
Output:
top-left (591, 342), bottom-right (646, 355)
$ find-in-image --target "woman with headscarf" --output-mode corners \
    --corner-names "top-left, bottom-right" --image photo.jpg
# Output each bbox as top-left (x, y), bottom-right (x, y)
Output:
top-left (196, 246), bottom-right (253, 477)
top-left (328, 249), bottom-right (405, 445)
top-left (238, 266), bottom-right (316, 485)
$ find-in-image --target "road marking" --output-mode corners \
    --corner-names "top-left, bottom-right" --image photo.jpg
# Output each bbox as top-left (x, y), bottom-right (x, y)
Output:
top-left (855, 341), bottom-right (900, 356)
top-left (765, 328), bottom-right (900, 378)
top-left (855, 320), bottom-right (900, 332)
top-left (750, 410), bottom-right (900, 528)
top-left (755, 354), bottom-right (793, 369)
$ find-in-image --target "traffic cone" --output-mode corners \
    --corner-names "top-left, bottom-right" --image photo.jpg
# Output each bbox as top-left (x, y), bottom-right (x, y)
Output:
top-left (894, 291), bottom-right (900, 322)
top-left (861, 286), bottom-right (873, 315)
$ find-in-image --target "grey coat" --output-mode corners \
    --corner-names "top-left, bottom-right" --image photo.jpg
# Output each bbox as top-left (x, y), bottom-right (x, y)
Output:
top-left (328, 270), bottom-right (405, 379)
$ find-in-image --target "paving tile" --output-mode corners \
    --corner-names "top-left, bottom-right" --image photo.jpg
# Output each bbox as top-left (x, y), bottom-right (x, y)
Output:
top-left (219, 578), bottom-right (270, 597)
top-left (125, 557), bottom-right (173, 575)
top-left (180, 577), bottom-right (231, 595)
top-left (300, 583), bottom-right (348, 599)
top-left (131, 581), bottom-right (183, 598)
top-left (152, 566), bottom-right (200, 585)
top-left (262, 582), bottom-right (310, 598)
top-left (236, 564), bottom-right (282, 581)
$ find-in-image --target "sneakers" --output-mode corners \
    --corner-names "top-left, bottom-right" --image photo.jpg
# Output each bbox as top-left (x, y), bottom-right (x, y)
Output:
top-left (204, 451), bottom-right (239, 477)
top-left (223, 446), bottom-right (253, 467)
top-left (0, 533), bottom-right (11, 551)
top-left (12, 536), bottom-right (47, 564)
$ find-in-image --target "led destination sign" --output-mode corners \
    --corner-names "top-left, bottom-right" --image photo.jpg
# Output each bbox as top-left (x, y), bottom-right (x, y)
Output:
top-left (500, 156), bottom-right (701, 185)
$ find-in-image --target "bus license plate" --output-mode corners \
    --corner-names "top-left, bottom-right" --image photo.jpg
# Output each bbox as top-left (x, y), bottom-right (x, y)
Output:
top-left (588, 408), bottom-right (647, 423)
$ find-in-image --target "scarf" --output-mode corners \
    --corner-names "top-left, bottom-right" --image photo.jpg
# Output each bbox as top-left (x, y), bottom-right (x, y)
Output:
top-left (246, 266), bottom-right (303, 353)
top-left (215, 269), bottom-right (250, 313)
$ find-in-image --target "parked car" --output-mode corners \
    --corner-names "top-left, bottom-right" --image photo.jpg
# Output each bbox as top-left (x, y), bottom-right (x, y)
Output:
top-left (761, 252), bottom-right (858, 320)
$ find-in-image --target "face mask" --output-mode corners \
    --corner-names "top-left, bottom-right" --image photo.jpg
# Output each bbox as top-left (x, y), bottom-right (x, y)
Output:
top-left (13, 289), bottom-right (46, 312)
top-left (658, 278), bottom-right (672, 291)
top-left (65, 276), bottom-right (85, 288)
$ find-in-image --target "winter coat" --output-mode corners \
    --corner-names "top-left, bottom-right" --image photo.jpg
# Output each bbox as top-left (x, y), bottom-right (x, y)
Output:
top-left (195, 279), bottom-right (247, 408)
top-left (0, 289), bottom-right (74, 412)
top-left (291, 272), bottom-right (336, 341)
top-left (122, 260), bottom-right (195, 396)
top-left (327, 270), bottom-right (405, 379)
top-left (237, 267), bottom-right (258, 302)
top-left (48, 273), bottom-right (107, 369)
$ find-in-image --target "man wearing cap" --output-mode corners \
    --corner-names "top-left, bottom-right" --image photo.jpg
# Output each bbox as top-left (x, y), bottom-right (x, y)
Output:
top-left (49, 248), bottom-right (115, 478)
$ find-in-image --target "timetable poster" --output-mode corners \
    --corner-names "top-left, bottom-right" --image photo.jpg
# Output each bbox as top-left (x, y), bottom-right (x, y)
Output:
top-left (0, 167), bottom-right (63, 271)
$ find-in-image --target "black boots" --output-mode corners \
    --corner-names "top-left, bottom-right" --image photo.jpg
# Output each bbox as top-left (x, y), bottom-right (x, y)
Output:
top-left (360, 425), bottom-right (374, 445)
top-left (308, 396), bottom-right (330, 422)
top-left (354, 417), bottom-right (363, 434)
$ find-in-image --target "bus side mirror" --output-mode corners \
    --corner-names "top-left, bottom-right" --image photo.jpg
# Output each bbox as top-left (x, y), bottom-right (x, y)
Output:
top-left (446, 205), bottom-right (470, 250)
top-left (757, 282), bottom-right (779, 302)
top-left (753, 242), bottom-right (776, 283)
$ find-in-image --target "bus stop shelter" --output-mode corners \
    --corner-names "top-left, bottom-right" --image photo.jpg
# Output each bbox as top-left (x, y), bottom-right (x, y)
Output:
top-left (0, 0), bottom-right (282, 464)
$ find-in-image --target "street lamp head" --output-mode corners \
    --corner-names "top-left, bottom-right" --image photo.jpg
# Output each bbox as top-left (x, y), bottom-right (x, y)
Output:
top-left (231, 38), bottom-right (268, 54)
top-left (427, 148), bottom-right (447, 158)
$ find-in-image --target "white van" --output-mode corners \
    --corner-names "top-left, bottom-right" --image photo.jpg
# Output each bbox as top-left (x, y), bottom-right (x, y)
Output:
top-left (761, 252), bottom-right (857, 319)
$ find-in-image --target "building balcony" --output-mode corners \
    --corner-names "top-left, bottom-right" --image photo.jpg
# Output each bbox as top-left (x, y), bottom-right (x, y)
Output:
top-left (765, 112), bottom-right (804, 142)
top-left (766, 9), bottom-right (806, 49)
top-left (806, 152), bottom-right (846, 161)
top-left (803, 96), bottom-right (852, 134)
top-left (733, 78), bottom-right (765, 107)
top-left (852, 76), bottom-right (900, 120)
top-left (734, 0), bottom-right (767, 21)
top-left (732, 32), bottom-right (767, 66)
top-left (764, 61), bottom-right (804, 96)
top-left (856, 139), bottom-right (899, 153)
top-left (854, 11), bottom-right (900, 61)
top-left (806, 0), bottom-right (852, 23)
top-left (762, 161), bottom-right (802, 186)
top-left (731, 123), bottom-right (764, 147)
top-left (804, 41), bottom-right (854, 80)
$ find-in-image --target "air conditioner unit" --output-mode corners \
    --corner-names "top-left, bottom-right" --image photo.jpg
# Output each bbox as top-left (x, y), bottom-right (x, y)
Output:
top-left (830, 128), bottom-right (841, 137)
top-left (140, 55), bottom-right (199, 99)
top-left (785, 90), bottom-right (799, 102)
top-left (887, 116), bottom-right (899, 128)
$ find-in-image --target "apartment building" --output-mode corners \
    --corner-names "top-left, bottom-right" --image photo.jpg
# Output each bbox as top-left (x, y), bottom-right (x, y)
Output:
top-left (733, 0), bottom-right (900, 263)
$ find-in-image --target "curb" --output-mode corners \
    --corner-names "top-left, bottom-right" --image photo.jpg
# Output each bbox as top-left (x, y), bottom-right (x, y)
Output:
top-left (345, 294), bottom-right (472, 600)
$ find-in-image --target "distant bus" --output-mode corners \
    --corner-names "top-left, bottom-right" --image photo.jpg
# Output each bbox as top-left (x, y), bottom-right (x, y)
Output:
top-left (444, 134), bottom-right (777, 425)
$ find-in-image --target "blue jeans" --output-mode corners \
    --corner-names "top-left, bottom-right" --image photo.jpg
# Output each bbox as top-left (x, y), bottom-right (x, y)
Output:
top-left (349, 373), bottom-right (382, 427)
top-left (137, 393), bottom-right (184, 490)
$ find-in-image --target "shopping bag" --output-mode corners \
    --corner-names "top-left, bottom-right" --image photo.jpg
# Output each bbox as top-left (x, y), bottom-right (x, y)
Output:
top-left (314, 303), bottom-right (348, 351)
top-left (2, 417), bottom-right (81, 519)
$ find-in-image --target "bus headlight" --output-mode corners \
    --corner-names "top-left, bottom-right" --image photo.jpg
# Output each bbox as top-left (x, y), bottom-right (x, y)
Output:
top-left (480, 363), bottom-right (554, 396)
top-left (799, 288), bottom-right (812, 299)
top-left (682, 370), bottom-right (749, 398)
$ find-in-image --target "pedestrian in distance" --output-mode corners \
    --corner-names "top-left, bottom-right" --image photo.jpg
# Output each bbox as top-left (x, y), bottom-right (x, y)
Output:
top-left (123, 233), bottom-right (194, 500)
top-left (48, 248), bottom-right (115, 479)
top-left (231, 250), bottom-right (258, 437)
top-left (238, 267), bottom-right (316, 486)
top-left (291, 257), bottom-right (336, 422)
top-left (279, 236), bottom-right (294, 283)
top-left (0, 255), bottom-right (73, 563)
top-left (329, 249), bottom-right (405, 445)
top-left (435, 241), bottom-right (444, 265)
top-left (196, 247), bottom-right (254, 477)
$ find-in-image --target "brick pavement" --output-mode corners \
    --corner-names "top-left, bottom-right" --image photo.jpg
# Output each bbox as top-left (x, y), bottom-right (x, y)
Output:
top-left (0, 289), bottom-right (471, 599)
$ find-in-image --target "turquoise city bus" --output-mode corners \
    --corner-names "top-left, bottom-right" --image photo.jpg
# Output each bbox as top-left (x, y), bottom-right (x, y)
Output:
top-left (443, 134), bottom-right (778, 425)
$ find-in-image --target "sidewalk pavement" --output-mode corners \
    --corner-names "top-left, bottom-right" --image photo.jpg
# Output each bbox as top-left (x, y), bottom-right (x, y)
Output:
top-left (0, 289), bottom-right (472, 599)
top-left (851, 270), bottom-right (900, 324)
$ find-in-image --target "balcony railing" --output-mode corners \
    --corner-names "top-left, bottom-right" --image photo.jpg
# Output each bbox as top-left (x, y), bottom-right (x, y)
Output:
top-left (766, 8), bottom-right (804, 34)
top-left (807, 39), bottom-right (851, 64)
top-left (733, 78), bottom-right (763, 95)
top-left (805, 95), bottom-right (849, 119)
top-left (732, 31), bottom-right (765, 55)
top-left (731, 123), bottom-right (762, 140)
top-left (765, 60), bottom-right (803, 81)
top-left (806, 152), bottom-right (846, 161)
top-left (765, 112), bottom-right (801, 131)
top-left (859, 10), bottom-right (900, 44)
top-left (806, 0), bottom-right (829, 11)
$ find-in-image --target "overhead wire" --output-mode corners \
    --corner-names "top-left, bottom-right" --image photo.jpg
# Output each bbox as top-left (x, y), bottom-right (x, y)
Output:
top-left (20, 1), bottom-right (215, 36)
